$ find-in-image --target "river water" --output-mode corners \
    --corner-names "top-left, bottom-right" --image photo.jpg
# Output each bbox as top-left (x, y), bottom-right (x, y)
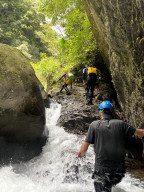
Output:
top-left (0, 102), bottom-right (143, 192)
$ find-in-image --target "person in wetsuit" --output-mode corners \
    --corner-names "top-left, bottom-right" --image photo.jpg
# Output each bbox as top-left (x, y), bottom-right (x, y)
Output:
top-left (78, 100), bottom-right (144, 192)
top-left (82, 65), bottom-right (97, 105)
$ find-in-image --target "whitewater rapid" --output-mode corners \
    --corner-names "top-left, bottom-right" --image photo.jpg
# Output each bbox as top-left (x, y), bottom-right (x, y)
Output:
top-left (0, 102), bottom-right (143, 192)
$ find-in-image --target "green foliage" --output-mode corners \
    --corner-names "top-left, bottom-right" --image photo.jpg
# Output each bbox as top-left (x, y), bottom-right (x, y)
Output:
top-left (37, 22), bottom-right (60, 56)
top-left (39, 0), bottom-right (72, 22)
top-left (39, 0), bottom-right (97, 66)
top-left (1, 0), bottom-right (97, 90)
top-left (0, 0), bottom-right (49, 61)
top-left (31, 53), bottom-right (63, 91)
top-left (30, 0), bottom-right (98, 90)
top-left (60, 38), bottom-right (66, 48)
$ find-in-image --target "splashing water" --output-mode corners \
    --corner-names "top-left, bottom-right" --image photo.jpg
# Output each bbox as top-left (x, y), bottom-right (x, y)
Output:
top-left (0, 102), bottom-right (143, 192)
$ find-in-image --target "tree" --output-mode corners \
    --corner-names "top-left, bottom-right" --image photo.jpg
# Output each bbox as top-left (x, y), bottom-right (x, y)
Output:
top-left (36, 22), bottom-right (60, 56)
top-left (0, 0), bottom-right (50, 61)
top-left (39, 0), bottom-right (97, 66)
top-left (31, 53), bottom-right (62, 91)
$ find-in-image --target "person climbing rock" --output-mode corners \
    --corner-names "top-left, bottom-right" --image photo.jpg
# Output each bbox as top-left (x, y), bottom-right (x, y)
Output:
top-left (78, 100), bottom-right (144, 192)
top-left (57, 72), bottom-right (74, 95)
top-left (82, 64), bottom-right (97, 105)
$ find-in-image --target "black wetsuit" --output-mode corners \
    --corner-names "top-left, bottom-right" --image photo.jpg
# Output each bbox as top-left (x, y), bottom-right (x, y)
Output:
top-left (82, 67), bottom-right (97, 104)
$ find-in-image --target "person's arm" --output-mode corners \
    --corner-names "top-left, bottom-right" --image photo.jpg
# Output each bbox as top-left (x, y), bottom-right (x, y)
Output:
top-left (83, 80), bottom-right (85, 85)
top-left (58, 73), bottom-right (65, 81)
top-left (78, 121), bottom-right (95, 157)
top-left (134, 129), bottom-right (144, 137)
top-left (82, 68), bottom-right (87, 84)
top-left (78, 142), bottom-right (90, 157)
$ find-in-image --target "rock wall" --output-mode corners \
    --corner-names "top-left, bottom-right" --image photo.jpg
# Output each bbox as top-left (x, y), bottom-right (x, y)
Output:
top-left (83, 0), bottom-right (144, 128)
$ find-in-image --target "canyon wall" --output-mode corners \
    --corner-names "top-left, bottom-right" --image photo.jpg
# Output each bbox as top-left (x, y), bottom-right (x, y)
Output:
top-left (83, 0), bottom-right (144, 128)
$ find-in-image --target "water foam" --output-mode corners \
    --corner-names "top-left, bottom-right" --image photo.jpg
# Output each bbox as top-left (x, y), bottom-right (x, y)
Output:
top-left (0, 102), bottom-right (143, 192)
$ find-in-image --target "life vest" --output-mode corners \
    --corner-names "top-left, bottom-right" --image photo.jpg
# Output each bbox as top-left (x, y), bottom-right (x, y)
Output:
top-left (87, 67), bottom-right (97, 75)
top-left (66, 79), bottom-right (72, 85)
top-left (68, 73), bottom-right (74, 80)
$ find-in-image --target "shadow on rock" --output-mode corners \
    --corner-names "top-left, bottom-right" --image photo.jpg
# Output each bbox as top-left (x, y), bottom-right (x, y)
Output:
top-left (0, 136), bottom-right (47, 165)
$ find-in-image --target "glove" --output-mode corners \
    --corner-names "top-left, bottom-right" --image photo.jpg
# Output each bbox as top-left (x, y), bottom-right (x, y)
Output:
top-left (78, 152), bottom-right (81, 157)
top-left (78, 152), bottom-right (85, 157)
top-left (78, 152), bottom-right (86, 158)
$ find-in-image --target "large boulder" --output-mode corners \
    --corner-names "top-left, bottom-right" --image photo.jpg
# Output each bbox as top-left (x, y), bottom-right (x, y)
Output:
top-left (83, 0), bottom-right (144, 129)
top-left (0, 43), bottom-right (46, 142)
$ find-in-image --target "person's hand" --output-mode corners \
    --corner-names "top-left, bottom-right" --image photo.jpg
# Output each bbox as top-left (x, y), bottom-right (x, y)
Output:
top-left (78, 152), bottom-right (81, 157)
top-left (78, 152), bottom-right (85, 158)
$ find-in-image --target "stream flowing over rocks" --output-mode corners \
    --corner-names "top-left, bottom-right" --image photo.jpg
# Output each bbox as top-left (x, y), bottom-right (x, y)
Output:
top-left (0, 103), bottom-right (143, 192)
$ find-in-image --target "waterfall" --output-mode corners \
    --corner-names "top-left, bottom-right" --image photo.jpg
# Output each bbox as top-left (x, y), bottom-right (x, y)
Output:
top-left (0, 102), bottom-right (143, 192)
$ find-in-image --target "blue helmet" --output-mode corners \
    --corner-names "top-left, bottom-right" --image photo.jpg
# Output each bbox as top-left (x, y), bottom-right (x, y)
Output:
top-left (98, 100), bottom-right (114, 112)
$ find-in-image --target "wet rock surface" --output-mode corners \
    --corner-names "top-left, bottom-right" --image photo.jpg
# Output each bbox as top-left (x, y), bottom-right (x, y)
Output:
top-left (0, 136), bottom-right (47, 164)
top-left (51, 83), bottom-right (125, 134)
top-left (51, 85), bottom-right (100, 134)
top-left (0, 43), bottom-right (48, 164)
top-left (0, 43), bottom-right (46, 142)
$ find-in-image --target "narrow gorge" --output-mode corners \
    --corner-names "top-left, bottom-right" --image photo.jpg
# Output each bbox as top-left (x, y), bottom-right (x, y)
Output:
top-left (83, 0), bottom-right (144, 129)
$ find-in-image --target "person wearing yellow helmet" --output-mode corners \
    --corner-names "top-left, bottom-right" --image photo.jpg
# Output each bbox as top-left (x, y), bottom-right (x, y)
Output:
top-left (78, 100), bottom-right (144, 192)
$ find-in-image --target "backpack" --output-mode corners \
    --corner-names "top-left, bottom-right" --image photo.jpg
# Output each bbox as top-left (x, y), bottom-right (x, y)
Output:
top-left (68, 73), bottom-right (74, 80)
top-left (87, 67), bottom-right (97, 75)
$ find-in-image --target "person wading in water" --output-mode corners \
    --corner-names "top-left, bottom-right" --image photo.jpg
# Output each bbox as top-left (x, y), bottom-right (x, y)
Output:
top-left (78, 100), bottom-right (144, 192)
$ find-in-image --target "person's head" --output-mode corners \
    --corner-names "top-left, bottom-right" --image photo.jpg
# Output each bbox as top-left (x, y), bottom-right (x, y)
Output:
top-left (85, 64), bottom-right (88, 68)
top-left (98, 100), bottom-right (114, 119)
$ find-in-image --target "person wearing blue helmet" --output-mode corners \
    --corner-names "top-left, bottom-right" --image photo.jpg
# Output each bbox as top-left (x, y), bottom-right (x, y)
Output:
top-left (78, 100), bottom-right (144, 192)
top-left (98, 100), bottom-right (114, 118)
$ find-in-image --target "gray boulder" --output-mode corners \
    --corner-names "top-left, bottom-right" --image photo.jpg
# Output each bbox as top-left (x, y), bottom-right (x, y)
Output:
top-left (0, 43), bottom-right (46, 142)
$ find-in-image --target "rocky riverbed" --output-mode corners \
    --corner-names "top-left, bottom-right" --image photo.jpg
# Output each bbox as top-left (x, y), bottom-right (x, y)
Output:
top-left (50, 83), bottom-right (125, 134)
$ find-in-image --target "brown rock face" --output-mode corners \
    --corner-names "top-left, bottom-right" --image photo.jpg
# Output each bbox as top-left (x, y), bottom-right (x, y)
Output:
top-left (0, 43), bottom-right (46, 142)
top-left (83, 0), bottom-right (144, 128)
